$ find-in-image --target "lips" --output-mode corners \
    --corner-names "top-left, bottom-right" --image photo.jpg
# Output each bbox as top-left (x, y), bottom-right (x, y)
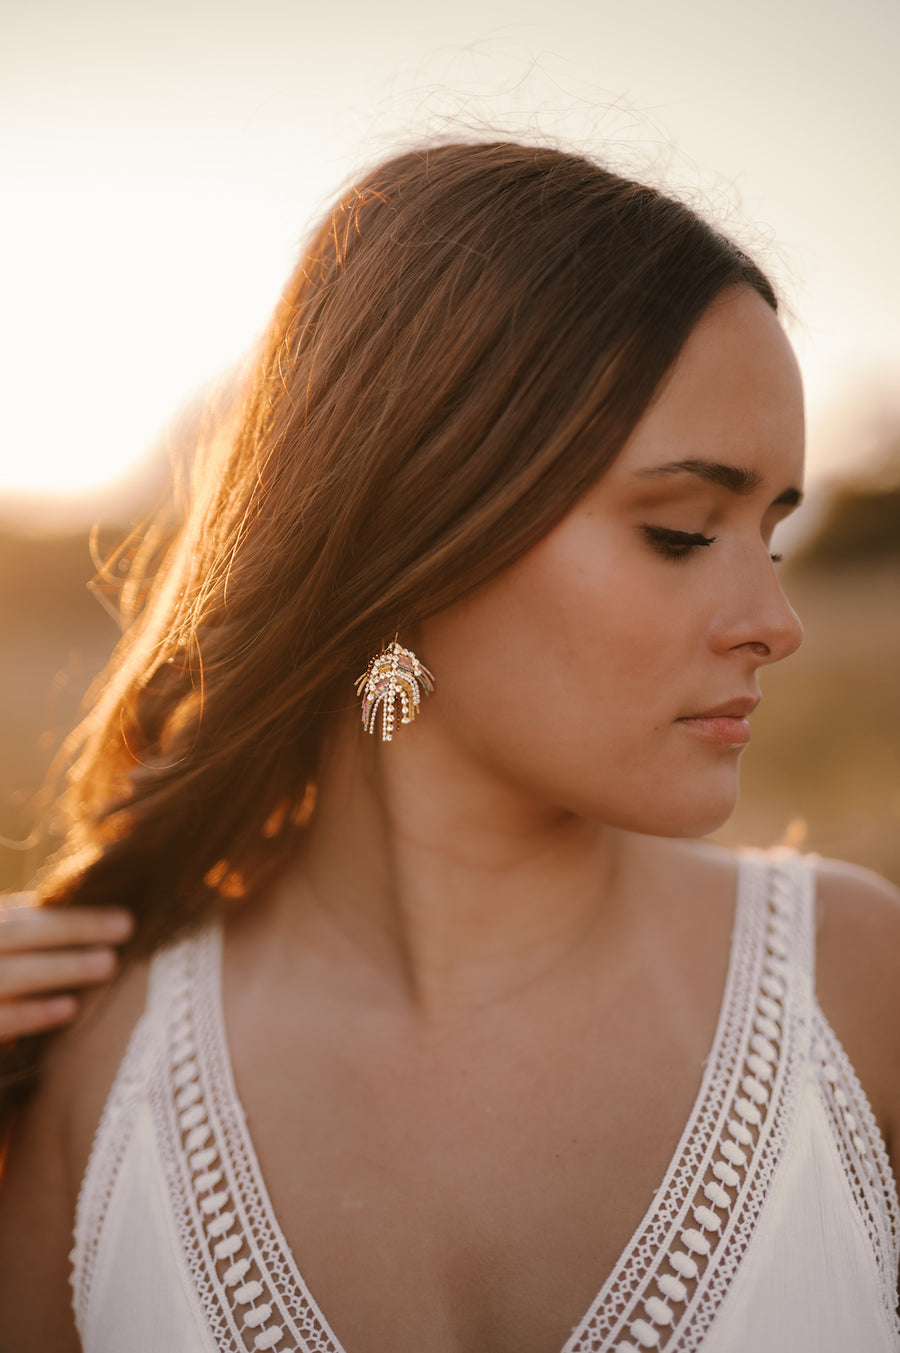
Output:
top-left (676, 696), bottom-right (760, 747)
top-left (682, 697), bottom-right (761, 719)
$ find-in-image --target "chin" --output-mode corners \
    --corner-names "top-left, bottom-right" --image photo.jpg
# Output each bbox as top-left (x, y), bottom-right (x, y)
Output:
top-left (601, 773), bottom-right (740, 840)
top-left (656, 802), bottom-right (737, 839)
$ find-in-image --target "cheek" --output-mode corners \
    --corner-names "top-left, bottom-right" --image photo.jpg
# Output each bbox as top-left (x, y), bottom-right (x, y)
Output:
top-left (420, 527), bottom-right (682, 765)
top-left (418, 533), bottom-right (740, 833)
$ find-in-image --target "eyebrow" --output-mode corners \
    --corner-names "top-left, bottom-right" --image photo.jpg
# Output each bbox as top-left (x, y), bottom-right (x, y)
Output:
top-left (634, 458), bottom-right (802, 507)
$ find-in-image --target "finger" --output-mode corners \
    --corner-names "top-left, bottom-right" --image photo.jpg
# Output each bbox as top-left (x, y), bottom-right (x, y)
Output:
top-left (0, 904), bottom-right (134, 954)
top-left (0, 947), bottom-right (119, 1001)
top-left (0, 994), bottom-right (79, 1041)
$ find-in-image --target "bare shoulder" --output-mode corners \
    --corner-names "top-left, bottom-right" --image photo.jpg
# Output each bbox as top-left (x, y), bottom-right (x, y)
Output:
top-left (52, 953), bottom-right (151, 1177)
top-left (0, 956), bottom-right (149, 1349)
top-left (814, 855), bottom-right (900, 995)
top-left (812, 856), bottom-right (900, 1148)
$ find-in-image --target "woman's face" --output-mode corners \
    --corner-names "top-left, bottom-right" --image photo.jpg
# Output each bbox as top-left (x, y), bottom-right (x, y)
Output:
top-left (416, 287), bottom-right (805, 839)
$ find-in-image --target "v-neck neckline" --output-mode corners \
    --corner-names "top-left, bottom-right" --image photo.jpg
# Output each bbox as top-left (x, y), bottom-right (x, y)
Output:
top-left (155, 852), bottom-right (811, 1353)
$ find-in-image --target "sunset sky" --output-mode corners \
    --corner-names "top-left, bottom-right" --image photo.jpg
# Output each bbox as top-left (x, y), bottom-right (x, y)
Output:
top-left (2, 0), bottom-right (898, 516)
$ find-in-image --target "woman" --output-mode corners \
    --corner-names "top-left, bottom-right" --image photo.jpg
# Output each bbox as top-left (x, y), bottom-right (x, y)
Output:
top-left (0, 140), bottom-right (897, 1353)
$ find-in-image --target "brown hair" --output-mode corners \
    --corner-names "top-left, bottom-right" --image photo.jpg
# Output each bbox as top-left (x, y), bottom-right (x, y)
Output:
top-left (37, 139), bottom-right (776, 953)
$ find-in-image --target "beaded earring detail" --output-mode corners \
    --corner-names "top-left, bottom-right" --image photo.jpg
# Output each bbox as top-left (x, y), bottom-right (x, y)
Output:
top-left (355, 638), bottom-right (435, 742)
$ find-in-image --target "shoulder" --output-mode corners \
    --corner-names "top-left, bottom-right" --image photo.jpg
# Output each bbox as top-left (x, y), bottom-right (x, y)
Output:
top-left (812, 855), bottom-right (900, 1002)
top-left (5, 951), bottom-right (151, 1189)
top-left (813, 852), bottom-right (900, 919)
top-left (0, 956), bottom-right (150, 1348)
top-left (809, 855), bottom-right (900, 1151)
top-left (53, 954), bottom-right (152, 1179)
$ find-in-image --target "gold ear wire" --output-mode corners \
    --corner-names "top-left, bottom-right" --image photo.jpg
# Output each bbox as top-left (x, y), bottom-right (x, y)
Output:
top-left (355, 637), bottom-right (435, 742)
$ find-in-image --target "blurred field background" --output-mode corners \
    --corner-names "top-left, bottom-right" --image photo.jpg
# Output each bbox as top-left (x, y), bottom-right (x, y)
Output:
top-left (713, 460), bottom-right (900, 883)
top-left (1, 445), bottom-right (898, 892)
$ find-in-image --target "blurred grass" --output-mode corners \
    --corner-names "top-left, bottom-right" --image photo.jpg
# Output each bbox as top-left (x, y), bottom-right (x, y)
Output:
top-left (1, 524), bottom-right (898, 893)
top-left (714, 562), bottom-right (900, 883)
top-left (0, 531), bottom-right (122, 890)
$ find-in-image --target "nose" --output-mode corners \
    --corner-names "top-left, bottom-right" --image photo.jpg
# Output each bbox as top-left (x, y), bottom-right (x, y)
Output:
top-left (714, 560), bottom-right (804, 667)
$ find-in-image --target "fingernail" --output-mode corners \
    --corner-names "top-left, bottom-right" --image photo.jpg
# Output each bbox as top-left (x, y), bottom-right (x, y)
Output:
top-left (101, 910), bottom-right (135, 939)
top-left (48, 996), bottom-right (78, 1021)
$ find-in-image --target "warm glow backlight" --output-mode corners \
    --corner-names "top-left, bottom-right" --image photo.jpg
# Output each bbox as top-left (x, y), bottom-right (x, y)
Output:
top-left (1, 174), bottom-right (291, 499)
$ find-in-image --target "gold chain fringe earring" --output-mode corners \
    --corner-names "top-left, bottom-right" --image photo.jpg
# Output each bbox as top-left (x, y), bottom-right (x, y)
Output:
top-left (355, 637), bottom-right (435, 741)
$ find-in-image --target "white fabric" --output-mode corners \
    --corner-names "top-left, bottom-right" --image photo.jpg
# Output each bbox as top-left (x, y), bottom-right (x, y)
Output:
top-left (700, 1090), bottom-right (897, 1353)
top-left (79, 1107), bottom-right (212, 1351)
top-left (70, 854), bottom-right (900, 1352)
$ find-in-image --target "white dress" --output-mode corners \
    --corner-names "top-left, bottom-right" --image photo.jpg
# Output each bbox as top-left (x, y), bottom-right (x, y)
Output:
top-left (70, 853), bottom-right (900, 1352)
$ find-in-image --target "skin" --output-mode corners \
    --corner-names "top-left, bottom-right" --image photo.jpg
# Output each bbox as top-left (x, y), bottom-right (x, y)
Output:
top-left (0, 899), bottom-right (133, 1038)
top-left (0, 286), bottom-right (898, 1352)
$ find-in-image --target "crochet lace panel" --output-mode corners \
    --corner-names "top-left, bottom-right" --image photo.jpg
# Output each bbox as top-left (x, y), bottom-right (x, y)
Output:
top-left (562, 852), bottom-right (814, 1353)
top-left (812, 1006), bottom-right (900, 1336)
top-left (148, 931), bottom-right (344, 1353)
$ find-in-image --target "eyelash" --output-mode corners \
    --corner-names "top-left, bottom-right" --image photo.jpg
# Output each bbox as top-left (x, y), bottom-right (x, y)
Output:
top-left (642, 525), bottom-right (783, 565)
top-left (642, 525), bottom-right (716, 561)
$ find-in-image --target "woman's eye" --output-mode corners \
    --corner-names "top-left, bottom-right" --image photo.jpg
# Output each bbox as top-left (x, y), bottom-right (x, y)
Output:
top-left (642, 524), bottom-right (717, 560)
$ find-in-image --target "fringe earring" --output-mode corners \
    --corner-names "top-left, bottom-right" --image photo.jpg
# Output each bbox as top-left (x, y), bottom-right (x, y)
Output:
top-left (355, 637), bottom-right (435, 742)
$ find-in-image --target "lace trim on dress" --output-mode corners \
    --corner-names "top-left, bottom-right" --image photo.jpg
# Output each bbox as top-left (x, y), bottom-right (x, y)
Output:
top-left (812, 1005), bottom-right (900, 1337)
top-left (137, 852), bottom-right (819, 1353)
top-left (69, 975), bottom-right (160, 1328)
top-left (562, 852), bottom-right (814, 1353)
top-left (148, 931), bottom-right (344, 1353)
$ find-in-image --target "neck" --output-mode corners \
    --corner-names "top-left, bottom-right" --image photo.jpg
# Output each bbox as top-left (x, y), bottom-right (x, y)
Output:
top-left (270, 709), bottom-right (637, 1017)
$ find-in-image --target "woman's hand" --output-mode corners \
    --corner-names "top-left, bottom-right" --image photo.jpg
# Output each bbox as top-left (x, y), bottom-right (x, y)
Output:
top-left (0, 896), bottom-right (134, 1039)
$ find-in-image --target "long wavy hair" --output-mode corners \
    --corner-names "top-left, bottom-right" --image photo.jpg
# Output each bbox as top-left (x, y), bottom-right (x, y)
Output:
top-left (34, 139), bottom-right (776, 961)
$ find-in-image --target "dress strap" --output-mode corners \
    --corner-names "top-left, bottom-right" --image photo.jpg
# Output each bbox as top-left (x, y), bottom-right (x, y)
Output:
top-left (798, 854), bottom-right (900, 1333)
top-left (148, 919), bottom-right (347, 1352)
top-left (566, 850), bottom-right (817, 1352)
top-left (747, 850), bottom-right (899, 1337)
top-left (743, 847), bottom-right (816, 1028)
top-left (69, 926), bottom-right (213, 1327)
